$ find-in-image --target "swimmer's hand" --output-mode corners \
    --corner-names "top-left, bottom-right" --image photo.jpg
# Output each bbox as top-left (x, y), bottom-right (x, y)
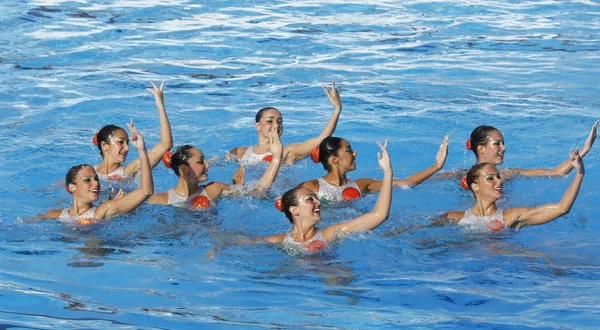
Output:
top-left (581, 120), bottom-right (599, 156)
top-left (436, 135), bottom-right (449, 169)
top-left (323, 81), bottom-right (342, 111)
top-left (269, 129), bottom-right (283, 160)
top-left (146, 81), bottom-right (165, 105)
top-left (127, 120), bottom-right (146, 151)
top-left (232, 163), bottom-right (245, 185)
top-left (570, 148), bottom-right (584, 175)
top-left (376, 139), bottom-right (391, 173)
top-left (108, 188), bottom-right (124, 200)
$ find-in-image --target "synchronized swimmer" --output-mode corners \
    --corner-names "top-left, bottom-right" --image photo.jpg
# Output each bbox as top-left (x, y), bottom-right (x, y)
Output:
top-left (148, 130), bottom-right (283, 209)
top-left (228, 82), bottom-right (342, 165)
top-left (299, 135), bottom-right (448, 203)
top-left (94, 81), bottom-right (172, 183)
top-left (38, 80), bottom-right (597, 253)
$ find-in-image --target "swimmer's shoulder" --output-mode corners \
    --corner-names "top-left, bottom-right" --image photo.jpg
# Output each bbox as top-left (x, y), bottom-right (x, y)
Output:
top-left (301, 179), bottom-right (320, 192)
top-left (148, 191), bottom-right (169, 204)
top-left (263, 233), bottom-right (286, 244)
top-left (440, 211), bottom-right (464, 224)
top-left (229, 146), bottom-right (248, 159)
top-left (43, 209), bottom-right (63, 219)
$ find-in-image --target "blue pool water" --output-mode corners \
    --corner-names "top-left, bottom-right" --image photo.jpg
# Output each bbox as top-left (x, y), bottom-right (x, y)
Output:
top-left (1, 0), bottom-right (599, 328)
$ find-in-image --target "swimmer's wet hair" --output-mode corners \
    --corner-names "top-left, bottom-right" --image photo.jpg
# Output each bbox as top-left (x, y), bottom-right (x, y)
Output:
top-left (281, 185), bottom-right (306, 224)
top-left (170, 145), bottom-right (195, 177)
top-left (65, 164), bottom-right (94, 186)
top-left (318, 136), bottom-right (344, 171)
top-left (255, 107), bottom-right (279, 123)
top-left (97, 124), bottom-right (124, 156)
top-left (469, 125), bottom-right (499, 157)
top-left (466, 162), bottom-right (494, 194)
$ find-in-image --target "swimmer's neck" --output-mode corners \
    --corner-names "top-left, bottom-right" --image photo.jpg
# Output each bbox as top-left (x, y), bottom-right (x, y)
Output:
top-left (97, 159), bottom-right (122, 174)
top-left (174, 178), bottom-right (200, 197)
top-left (471, 200), bottom-right (498, 217)
top-left (70, 200), bottom-right (94, 216)
top-left (322, 172), bottom-right (348, 186)
top-left (253, 139), bottom-right (272, 154)
top-left (291, 226), bottom-right (318, 243)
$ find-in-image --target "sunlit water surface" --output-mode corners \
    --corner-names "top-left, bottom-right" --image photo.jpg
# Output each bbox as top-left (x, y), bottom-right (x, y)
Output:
top-left (1, 0), bottom-right (599, 329)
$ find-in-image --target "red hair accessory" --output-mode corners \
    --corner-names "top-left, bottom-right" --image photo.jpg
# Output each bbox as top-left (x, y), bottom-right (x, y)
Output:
top-left (461, 175), bottom-right (469, 190)
top-left (162, 151), bottom-right (172, 168)
top-left (274, 197), bottom-right (283, 212)
top-left (310, 147), bottom-right (320, 163)
top-left (465, 138), bottom-right (472, 150)
top-left (342, 187), bottom-right (361, 200)
top-left (64, 184), bottom-right (72, 194)
top-left (93, 132), bottom-right (99, 146)
top-left (262, 155), bottom-right (273, 162)
top-left (190, 195), bottom-right (210, 209)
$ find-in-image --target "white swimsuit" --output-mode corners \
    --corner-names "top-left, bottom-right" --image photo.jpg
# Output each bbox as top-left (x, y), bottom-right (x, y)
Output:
top-left (166, 185), bottom-right (212, 209)
top-left (459, 208), bottom-right (506, 232)
top-left (57, 207), bottom-right (98, 224)
top-left (95, 165), bottom-right (131, 182)
top-left (240, 147), bottom-right (272, 166)
top-left (283, 229), bottom-right (328, 253)
top-left (316, 178), bottom-right (362, 202)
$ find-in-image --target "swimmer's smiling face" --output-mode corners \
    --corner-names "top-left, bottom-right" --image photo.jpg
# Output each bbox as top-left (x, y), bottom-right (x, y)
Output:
top-left (70, 166), bottom-right (101, 203)
top-left (103, 129), bottom-right (130, 163)
top-left (472, 164), bottom-right (503, 199)
top-left (477, 130), bottom-right (506, 165)
top-left (295, 188), bottom-right (322, 222)
top-left (185, 147), bottom-right (210, 182)
top-left (255, 109), bottom-right (283, 138)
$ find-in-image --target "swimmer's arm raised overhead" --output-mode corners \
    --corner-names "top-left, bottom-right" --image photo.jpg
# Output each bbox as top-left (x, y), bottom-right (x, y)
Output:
top-left (96, 121), bottom-right (154, 220)
top-left (322, 141), bottom-right (392, 240)
top-left (124, 81), bottom-right (173, 177)
top-left (284, 82), bottom-right (342, 164)
top-left (504, 149), bottom-right (585, 229)
top-left (509, 120), bottom-right (597, 177)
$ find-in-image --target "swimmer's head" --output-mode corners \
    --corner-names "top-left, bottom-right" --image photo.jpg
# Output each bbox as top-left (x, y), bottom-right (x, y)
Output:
top-left (319, 137), bottom-right (357, 172)
top-left (318, 136), bottom-right (343, 170)
top-left (469, 125), bottom-right (498, 156)
top-left (281, 185), bottom-right (306, 223)
top-left (469, 126), bottom-right (506, 165)
top-left (65, 164), bottom-right (98, 196)
top-left (96, 124), bottom-right (125, 156)
top-left (170, 145), bottom-right (194, 177)
top-left (255, 107), bottom-right (279, 122)
top-left (66, 164), bottom-right (93, 187)
top-left (255, 107), bottom-right (283, 137)
top-left (466, 162), bottom-right (494, 194)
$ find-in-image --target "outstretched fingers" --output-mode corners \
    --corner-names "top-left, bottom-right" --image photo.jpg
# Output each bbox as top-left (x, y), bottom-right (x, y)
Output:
top-left (376, 139), bottom-right (391, 171)
top-left (322, 81), bottom-right (341, 109)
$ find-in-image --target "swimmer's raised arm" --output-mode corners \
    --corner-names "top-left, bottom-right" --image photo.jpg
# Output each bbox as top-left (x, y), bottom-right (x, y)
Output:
top-left (504, 149), bottom-right (585, 229)
top-left (284, 82), bottom-right (342, 164)
top-left (96, 121), bottom-right (154, 219)
top-left (322, 140), bottom-right (392, 239)
top-left (124, 81), bottom-right (173, 177)
top-left (394, 135), bottom-right (449, 186)
top-left (509, 120), bottom-right (597, 177)
top-left (356, 136), bottom-right (448, 192)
